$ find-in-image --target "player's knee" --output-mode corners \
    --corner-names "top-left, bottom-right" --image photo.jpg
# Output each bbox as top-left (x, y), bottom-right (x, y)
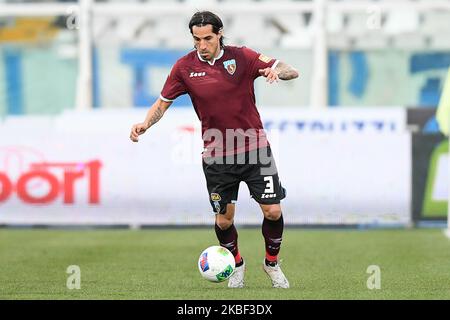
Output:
top-left (215, 204), bottom-right (235, 230)
top-left (262, 206), bottom-right (282, 221)
top-left (215, 217), bottom-right (233, 230)
top-left (215, 210), bottom-right (234, 230)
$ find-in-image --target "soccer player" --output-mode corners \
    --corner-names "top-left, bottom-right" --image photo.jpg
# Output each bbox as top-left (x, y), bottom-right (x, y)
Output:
top-left (130, 11), bottom-right (298, 288)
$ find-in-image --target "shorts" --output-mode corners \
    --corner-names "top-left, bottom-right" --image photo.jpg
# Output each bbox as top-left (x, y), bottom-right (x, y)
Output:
top-left (202, 146), bottom-right (286, 214)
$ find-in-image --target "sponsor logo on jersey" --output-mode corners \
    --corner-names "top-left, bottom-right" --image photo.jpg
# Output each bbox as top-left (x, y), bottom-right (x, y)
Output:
top-left (223, 59), bottom-right (236, 75)
top-left (258, 54), bottom-right (272, 63)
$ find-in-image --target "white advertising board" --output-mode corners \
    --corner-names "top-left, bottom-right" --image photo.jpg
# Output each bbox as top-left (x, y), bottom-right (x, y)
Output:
top-left (0, 107), bottom-right (411, 226)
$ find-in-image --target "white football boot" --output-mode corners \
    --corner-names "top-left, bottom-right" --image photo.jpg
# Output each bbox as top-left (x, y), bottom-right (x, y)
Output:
top-left (263, 260), bottom-right (290, 288)
top-left (228, 260), bottom-right (245, 288)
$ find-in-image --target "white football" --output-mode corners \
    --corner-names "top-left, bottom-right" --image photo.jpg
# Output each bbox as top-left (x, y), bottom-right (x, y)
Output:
top-left (198, 245), bottom-right (236, 282)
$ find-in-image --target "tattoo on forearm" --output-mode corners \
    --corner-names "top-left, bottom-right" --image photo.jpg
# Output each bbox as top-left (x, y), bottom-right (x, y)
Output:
top-left (148, 105), bottom-right (165, 127)
top-left (275, 62), bottom-right (299, 80)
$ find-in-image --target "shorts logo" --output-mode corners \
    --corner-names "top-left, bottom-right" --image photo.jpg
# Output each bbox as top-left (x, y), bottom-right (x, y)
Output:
top-left (211, 193), bottom-right (221, 201)
top-left (258, 54), bottom-right (272, 63)
top-left (223, 59), bottom-right (236, 75)
top-left (261, 193), bottom-right (277, 199)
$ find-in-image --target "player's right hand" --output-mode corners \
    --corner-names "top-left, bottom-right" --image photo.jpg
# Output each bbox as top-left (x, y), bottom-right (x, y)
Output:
top-left (258, 67), bottom-right (279, 84)
top-left (130, 123), bottom-right (148, 142)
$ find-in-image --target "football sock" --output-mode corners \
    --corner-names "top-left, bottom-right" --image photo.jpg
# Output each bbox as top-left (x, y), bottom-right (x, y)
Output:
top-left (235, 256), bottom-right (244, 268)
top-left (262, 213), bottom-right (284, 264)
top-left (215, 223), bottom-right (241, 264)
top-left (265, 259), bottom-right (278, 267)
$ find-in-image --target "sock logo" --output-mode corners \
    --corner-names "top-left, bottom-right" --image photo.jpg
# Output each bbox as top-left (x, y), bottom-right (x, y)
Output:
top-left (269, 237), bottom-right (283, 244)
top-left (220, 241), bottom-right (235, 249)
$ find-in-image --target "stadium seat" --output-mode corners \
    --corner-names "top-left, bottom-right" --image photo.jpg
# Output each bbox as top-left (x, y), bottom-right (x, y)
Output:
top-left (116, 17), bottom-right (148, 43)
top-left (226, 14), bottom-right (280, 48)
top-left (92, 16), bottom-right (115, 40)
top-left (277, 12), bottom-right (314, 49)
top-left (279, 30), bottom-right (313, 49)
top-left (272, 12), bottom-right (306, 34)
top-left (345, 13), bottom-right (371, 37)
top-left (153, 16), bottom-right (191, 48)
top-left (184, 0), bottom-right (218, 4)
top-left (384, 10), bottom-right (420, 35)
top-left (355, 34), bottom-right (389, 50)
top-left (393, 34), bottom-right (426, 49)
top-left (132, 23), bottom-right (165, 47)
top-left (327, 34), bottom-right (351, 49)
top-left (326, 10), bottom-right (345, 34)
top-left (430, 34), bottom-right (450, 50)
top-left (420, 11), bottom-right (450, 36)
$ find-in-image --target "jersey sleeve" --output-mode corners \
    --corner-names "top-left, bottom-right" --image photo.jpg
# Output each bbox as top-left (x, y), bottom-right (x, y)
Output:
top-left (242, 47), bottom-right (279, 79)
top-left (160, 61), bottom-right (188, 102)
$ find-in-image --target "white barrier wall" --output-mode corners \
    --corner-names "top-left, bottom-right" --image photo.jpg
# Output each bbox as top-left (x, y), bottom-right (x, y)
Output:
top-left (0, 107), bottom-right (411, 226)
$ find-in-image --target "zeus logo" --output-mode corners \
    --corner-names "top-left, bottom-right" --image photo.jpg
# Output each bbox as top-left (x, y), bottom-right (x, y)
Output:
top-left (190, 72), bottom-right (206, 77)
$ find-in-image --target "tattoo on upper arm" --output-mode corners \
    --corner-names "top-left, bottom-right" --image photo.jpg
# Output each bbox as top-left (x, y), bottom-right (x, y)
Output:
top-left (275, 61), bottom-right (299, 80)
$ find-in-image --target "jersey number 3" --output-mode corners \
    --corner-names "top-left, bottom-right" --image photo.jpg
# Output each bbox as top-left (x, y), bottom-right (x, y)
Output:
top-left (264, 176), bottom-right (274, 193)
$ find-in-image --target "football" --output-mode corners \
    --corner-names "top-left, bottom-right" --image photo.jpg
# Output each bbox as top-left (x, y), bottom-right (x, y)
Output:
top-left (198, 246), bottom-right (236, 282)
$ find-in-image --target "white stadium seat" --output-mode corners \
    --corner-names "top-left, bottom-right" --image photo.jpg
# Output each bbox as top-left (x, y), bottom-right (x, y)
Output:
top-left (326, 10), bottom-right (345, 34)
top-left (225, 14), bottom-right (280, 48)
top-left (345, 13), bottom-right (371, 37)
top-left (393, 34), bottom-right (426, 49)
top-left (355, 34), bottom-right (388, 50)
top-left (384, 10), bottom-right (420, 35)
top-left (420, 11), bottom-right (450, 36)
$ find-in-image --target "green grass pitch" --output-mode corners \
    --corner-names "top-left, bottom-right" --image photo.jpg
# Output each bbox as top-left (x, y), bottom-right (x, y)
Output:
top-left (1, 228), bottom-right (450, 300)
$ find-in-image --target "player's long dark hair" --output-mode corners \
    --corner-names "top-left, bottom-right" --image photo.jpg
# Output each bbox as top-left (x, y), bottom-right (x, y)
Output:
top-left (189, 11), bottom-right (225, 48)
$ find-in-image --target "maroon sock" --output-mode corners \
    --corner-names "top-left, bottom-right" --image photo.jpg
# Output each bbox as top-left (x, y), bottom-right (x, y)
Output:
top-left (262, 214), bottom-right (284, 262)
top-left (215, 223), bottom-right (242, 264)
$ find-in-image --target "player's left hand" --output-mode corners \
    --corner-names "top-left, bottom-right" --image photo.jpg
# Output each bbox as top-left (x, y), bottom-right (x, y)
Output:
top-left (259, 67), bottom-right (279, 84)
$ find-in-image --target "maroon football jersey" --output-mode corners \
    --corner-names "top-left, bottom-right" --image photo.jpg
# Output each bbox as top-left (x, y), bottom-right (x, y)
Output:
top-left (160, 45), bottom-right (278, 157)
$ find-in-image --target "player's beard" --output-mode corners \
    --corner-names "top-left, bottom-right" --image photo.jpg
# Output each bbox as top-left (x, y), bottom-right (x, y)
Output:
top-left (199, 42), bottom-right (221, 61)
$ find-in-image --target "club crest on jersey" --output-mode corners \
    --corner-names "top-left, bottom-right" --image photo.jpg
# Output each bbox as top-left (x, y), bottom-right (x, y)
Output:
top-left (223, 59), bottom-right (236, 75)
